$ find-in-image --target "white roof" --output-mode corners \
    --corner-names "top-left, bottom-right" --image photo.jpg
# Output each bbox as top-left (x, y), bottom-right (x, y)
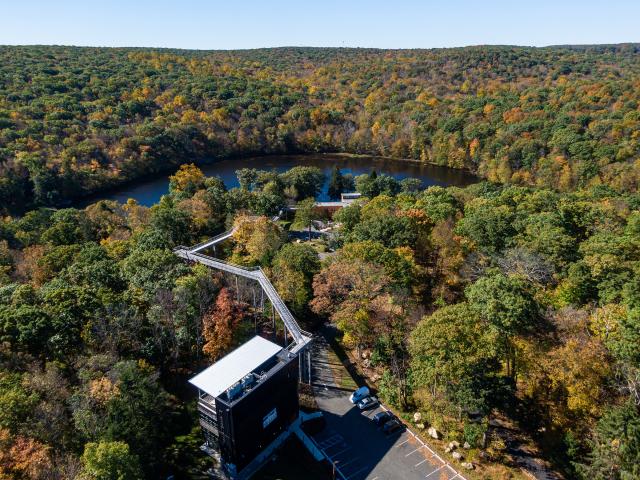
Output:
top-left (189, 336), bottom-right (282, 397)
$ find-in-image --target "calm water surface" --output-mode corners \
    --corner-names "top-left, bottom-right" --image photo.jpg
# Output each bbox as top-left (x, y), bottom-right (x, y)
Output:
top-left (82, 154), bottom-right (477, 206)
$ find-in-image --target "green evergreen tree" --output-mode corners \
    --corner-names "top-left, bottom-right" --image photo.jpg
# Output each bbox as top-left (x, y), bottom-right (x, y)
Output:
top-left (328, 165), bottom-right (344, 200)
top-left (578, 402), bottom-right (640, 480)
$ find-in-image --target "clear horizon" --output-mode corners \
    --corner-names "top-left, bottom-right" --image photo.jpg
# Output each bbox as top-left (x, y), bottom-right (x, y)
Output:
top-left (0, 0), bottom-right (638, 50)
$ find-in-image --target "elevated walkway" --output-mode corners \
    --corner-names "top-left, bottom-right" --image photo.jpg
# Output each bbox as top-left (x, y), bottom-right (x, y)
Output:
top-left (188, 228), bottom-right (236, 253)
top-left (174, 226), bottom-right (312, 353)
top-left (177, 224), bottom-right (327, 480)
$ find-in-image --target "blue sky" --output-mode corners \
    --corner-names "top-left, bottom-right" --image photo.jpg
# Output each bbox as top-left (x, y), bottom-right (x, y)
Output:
top-left (0, 0), bottom-right (638, 49)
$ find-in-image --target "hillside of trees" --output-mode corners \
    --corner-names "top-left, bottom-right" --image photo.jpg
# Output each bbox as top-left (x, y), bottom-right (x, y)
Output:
top-left (0, 162), bottom-right (638, 478)
top-left (2, 44), bottom-right (640, 213)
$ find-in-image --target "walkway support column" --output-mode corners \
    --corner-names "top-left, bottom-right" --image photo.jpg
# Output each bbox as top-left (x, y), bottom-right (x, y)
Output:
top-left (271, 303), bottom-right (276, 342)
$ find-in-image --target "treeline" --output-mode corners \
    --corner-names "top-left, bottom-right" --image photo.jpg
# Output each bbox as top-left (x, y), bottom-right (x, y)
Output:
top-left (0, 162), bottom-right (639, 478)
top-left (0, 164), bottom-right (334, 479)
top-left (315, 179), bottom-right (640, 479)
top-left (2, 44), bottom-right (640, 213)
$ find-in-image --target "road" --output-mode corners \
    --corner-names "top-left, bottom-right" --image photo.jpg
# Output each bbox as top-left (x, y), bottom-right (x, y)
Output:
top-left (310, 335), bottom-right (464, 480)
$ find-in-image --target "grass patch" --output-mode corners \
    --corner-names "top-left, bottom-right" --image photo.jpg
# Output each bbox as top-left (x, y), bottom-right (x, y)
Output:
top-left (324, 346), bottom-right (358, 390)
top-left (299, 383), bottom-right (319, 411)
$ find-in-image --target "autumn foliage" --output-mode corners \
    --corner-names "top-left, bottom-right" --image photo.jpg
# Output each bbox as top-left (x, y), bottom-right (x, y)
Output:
top-left (3, 45), bottom-right (640, 213)
top-left (202, 288), bottom-right (247, 361)
top-left (0, 429), bottom-right (53, 480)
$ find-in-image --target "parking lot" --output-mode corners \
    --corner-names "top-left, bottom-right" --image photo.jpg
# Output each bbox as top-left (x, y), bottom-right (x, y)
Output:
top-left (311, 335), bottom-right (464, 480)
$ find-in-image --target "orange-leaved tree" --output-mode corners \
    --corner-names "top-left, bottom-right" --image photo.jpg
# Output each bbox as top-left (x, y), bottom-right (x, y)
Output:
top-left (202, 288), bottom-right (247, 361)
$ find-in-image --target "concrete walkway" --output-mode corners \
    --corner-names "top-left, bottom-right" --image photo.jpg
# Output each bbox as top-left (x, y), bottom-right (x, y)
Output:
top-left (311, 335), bottom-right (340, 389)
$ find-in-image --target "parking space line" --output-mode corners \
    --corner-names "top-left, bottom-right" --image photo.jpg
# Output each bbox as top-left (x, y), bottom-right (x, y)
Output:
top-left (325, 443), bottom-right (348, 455)
top-left (336, 457), bottom-right (360, 469)
top-left (421, 449), bottom-right (436, 460)
top-left (319, 434), bottom-right (343, 448)
top-left (405, 446), bottom-right (424, 457)
top-left (322, 437), bottom-right (344, 447)
top-left (319, 440), bottom-right (339, 448)
top-left (321, 440), bottom-right (341, 449)
top-left (446, 465), bottom-right (459, 473)
top-left (330, 446), bottom-right (351, 458)
top-left (446, 465), bottom-right (462, 479)
top-left (312, 365), bottom-right (468, 480)
top-left (325, 438), bottom-right (346, 446)
top-left (425, 465), bottom-right (445, 478)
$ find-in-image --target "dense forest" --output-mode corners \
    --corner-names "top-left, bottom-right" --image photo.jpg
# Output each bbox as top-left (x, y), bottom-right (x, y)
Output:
top-left (0, 160), bottom-right (638, 479)
top-left (1, 44), bottom-right (640, 479)
top-left (2, 44), bottom-right (640, 213)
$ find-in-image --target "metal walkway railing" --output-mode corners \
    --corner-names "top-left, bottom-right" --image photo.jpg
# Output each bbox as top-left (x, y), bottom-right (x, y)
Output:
top-left (174, 227), bottom-right (312, 353)
top-left (188, 228), bottom-right (237, 253)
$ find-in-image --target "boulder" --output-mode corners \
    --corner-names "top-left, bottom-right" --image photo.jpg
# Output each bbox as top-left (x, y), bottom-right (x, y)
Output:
top-left (413, 412), bottom-right (422, 423)
top-left (427, 427), bottom-right (439, 439)
top-left (452, 451), bottom-right (463, 461)
top-left (448, 441), bottom-right (460, 449)
top-left (444, 447), bottom-right (451, 453)
top-left (461, 462), bottom-right (475, 470)
top-left (463, 442), bottom-right (471, 449)
top-left (416, 423), bottom-right (425, 430)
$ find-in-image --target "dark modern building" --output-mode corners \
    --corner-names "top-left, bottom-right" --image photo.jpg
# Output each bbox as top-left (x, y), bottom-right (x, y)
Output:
top-left (190, 336), bottom-right (300, 478)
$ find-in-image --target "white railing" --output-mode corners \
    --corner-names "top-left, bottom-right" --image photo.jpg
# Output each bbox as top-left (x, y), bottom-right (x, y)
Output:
top-left (189, 228), bottom-right (237, 253)
top-left (174, 228), bottom-right (312, 353)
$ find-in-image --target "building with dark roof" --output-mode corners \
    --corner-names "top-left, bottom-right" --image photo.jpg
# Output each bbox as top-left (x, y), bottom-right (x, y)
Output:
top-left (190, 336), bottom-right (301, 478)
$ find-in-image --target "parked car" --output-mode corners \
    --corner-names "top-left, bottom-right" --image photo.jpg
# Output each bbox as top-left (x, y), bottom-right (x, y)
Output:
top-left (357, 396), bottom-right (379, 410)
top-left (349, 386), bottom-right (370, 404)
top-left (382, 418), bottom-right (403, 435)
top-left (372, 411), bottom-right (393, 426)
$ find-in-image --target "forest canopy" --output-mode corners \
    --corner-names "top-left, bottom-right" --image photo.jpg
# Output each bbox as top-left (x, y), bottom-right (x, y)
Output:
top-left (2, 44), bottom-right (640, 213)
top-left (2, 43), bottom-right (640, 479)
top-left (0, 159), bottom-right (638, 478)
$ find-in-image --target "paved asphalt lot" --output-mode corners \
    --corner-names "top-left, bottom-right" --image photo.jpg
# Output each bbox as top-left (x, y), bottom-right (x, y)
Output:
top-left (311, 337), bottom-right (463, 480)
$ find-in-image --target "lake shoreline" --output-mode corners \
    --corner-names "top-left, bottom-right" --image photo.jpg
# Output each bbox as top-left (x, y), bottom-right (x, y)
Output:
top-left (75, 152), bottom-right (479, 208)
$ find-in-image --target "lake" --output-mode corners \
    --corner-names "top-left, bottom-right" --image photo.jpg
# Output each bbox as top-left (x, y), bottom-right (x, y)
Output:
top-left (81, 154), bottom-right (478, 206)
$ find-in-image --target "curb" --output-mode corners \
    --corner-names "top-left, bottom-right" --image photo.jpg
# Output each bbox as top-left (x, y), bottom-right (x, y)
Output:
top-left (378, 403), bottom-right (467, 480)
